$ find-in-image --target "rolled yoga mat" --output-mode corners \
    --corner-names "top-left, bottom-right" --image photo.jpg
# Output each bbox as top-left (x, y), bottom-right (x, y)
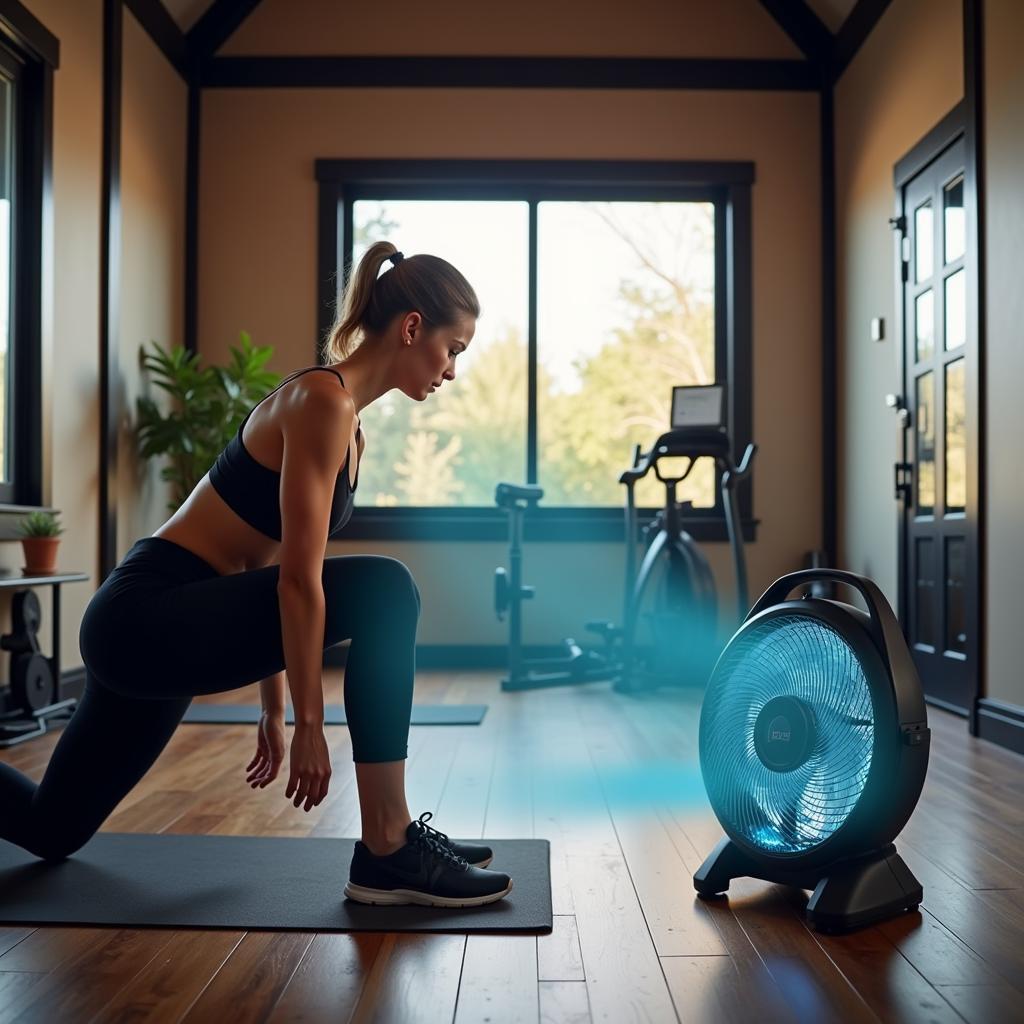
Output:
top-left (0, 833), bottom-right (551, 933)
top-left (181, 704), bottom-right (488, 726)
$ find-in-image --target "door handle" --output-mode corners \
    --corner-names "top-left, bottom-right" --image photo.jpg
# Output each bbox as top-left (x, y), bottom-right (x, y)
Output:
top-left (885, 393), bottom-right (911, 428)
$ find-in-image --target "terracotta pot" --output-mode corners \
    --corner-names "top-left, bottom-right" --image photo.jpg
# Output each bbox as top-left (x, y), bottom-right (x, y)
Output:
top-left (21, 537), bottom-right (60, 575)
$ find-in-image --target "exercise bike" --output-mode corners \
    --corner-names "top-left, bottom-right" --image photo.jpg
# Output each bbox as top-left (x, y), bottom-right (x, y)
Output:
top-left (615, 423), bottom-right (755, 693)
top-left (494, 385), bottom-right (756, 694)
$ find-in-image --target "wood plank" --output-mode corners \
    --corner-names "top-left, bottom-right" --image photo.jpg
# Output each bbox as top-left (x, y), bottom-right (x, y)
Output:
top-left (0, 973), bottom-right (41, 1008)
top-left (804, 921), bottom-right (961, 1024)
top-left (103, 788), bottom-right (193, 833)
top-left (538, 916), bottom-right (584, 983)
top-left (876, 907), bottom-right (1005, 988)
top-left (662, 955), bottom-right (775, 1024)
top-left (87, 929), bottom-right (244, 1021)
top-left (452, 688), bottom-right (540, 1023)
top-left (0, 927), bottom-right (111, 973)
top-left (348, 934), bottom-right (465, 1024)
top-left (180, 931), bottom-right (315, 1022)
top-left (0, 929), bottom-right (173, 1023)
top-left (267, 932), bottom-right (385, 1023)
top-left (0, 929), bottom-right (34, 959)
top-left (454, 933), bottom-right (538, 1024)
top-left (538, 980), bottom-right (591, 1024)
top-left (897, 842), bottom-right (1024, 993)
top-left (937, 982), bottom-right (1024, 1024)
top-left (575, 694), bottom-right (728, 957)
top-left (567, 853), bottom-right (681, 1023)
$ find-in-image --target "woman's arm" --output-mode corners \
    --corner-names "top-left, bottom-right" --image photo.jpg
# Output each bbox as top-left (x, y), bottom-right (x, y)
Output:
top-left (259, 671), bottom-right (287, 715)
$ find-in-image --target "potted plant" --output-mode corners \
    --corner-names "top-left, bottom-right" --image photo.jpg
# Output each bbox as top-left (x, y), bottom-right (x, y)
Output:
top-left (16, 510), bottom-right (64, 575)
top-left (135, 331), bottom-right (280, 511)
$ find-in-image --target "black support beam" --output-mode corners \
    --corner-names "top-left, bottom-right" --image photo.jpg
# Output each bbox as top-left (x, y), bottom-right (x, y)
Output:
top-left (99, 0), bottom-right (122, 581)
top-left (833, 0), bottom-right (894, 80)
top-left (201, 56), bottom-right (821, 91)
top-left (0, 0), bottom-right (59, 68)
top-left (186, 0), bottom-right (264, 60)
top-left (758, 0), bottom-right (834, 68)
top-left (123, 0), bottom-right (187, 78)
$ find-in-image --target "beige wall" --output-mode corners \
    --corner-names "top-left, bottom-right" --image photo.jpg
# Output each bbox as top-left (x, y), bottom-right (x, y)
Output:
top-left (835, 0), bottom-right (963, 604)
top-left (199, 86), bottom-right (822, 645)
top-left (118, 9), bottom-right (187, 553)
top-left (2, 0), bottom-right (104, 674)
top-left (0, 2), bottom-right (184, 678)
top-left (983, 0), bottom-right (1024, 706)
top-left (223, 0), bottom-right (800, 59)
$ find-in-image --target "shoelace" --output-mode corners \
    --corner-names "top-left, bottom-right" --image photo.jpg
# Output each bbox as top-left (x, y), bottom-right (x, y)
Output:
top-left (410, 812), bottom-right (468, 868)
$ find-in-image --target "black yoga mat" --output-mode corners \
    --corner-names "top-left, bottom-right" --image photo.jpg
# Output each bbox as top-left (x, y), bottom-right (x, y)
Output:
top-left (181, 704), bottom-right (488, 726)
top-left (0, 834), bottom-right (550, 933)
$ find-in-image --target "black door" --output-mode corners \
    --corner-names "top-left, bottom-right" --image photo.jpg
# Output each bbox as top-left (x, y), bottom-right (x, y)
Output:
top-left (897, 136), bottom-right (977, 714)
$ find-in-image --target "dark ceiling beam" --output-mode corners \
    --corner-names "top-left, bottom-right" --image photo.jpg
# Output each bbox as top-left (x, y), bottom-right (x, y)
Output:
top-left (833, 0), bottom-right (894, 81)
top-left (123, 0), bottom-right (187, 78)
top-left (758, 0), bottom-right (834, 69)
top-left (0, 0), bottom-right (59, 67)
top-left (186, 0), bottom-right (264, 60)
top-left (200, 56), bottom-right (821, 91)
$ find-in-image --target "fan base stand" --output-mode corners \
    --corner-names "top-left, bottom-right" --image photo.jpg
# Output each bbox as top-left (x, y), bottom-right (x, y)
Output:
top-left (693, 836), bottom-right (923, 932)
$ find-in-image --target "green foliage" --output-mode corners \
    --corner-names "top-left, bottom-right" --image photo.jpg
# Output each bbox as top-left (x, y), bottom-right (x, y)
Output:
top-left (135, 332), bottom-right (281, 512)
top-left (17, 510), bottom-right (64, 538)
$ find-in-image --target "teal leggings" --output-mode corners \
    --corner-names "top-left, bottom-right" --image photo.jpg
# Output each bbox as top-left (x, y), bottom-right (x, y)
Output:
top-left (0, 536), bottom-right (419, 862)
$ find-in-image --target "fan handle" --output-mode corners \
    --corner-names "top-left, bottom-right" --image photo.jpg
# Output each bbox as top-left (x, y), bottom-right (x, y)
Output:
top-left (747, 569), bottom-right (894, 653)
top-left (747, 568), bottom-right (928, 731)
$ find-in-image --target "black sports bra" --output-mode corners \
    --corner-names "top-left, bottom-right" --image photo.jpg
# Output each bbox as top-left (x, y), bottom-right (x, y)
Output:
top-left (208, 366), bottom-right (360, 542)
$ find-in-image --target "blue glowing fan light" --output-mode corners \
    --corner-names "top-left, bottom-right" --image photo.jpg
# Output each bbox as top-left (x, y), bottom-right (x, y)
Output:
top-left (700, 614), bottom-right (874, 855)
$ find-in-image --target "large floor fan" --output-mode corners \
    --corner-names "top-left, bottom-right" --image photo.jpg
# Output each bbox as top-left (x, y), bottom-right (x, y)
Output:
top-left (694, 569), bottom-right (930, 931)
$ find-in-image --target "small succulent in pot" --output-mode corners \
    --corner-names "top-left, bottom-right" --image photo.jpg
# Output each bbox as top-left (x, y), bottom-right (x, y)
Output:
top-left (17, 511), bottom-right (64, 538)
top-left (16, 510), bottom-right (64, 575)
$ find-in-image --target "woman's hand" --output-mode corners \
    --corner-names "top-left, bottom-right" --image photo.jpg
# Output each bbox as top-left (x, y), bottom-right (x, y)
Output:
top-left (286, 721), bottom-right (332, 812)
top-left (246, 710), bottom-right (287, 790)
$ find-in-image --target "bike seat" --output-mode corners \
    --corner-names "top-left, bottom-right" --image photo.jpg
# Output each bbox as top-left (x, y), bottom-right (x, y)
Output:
top-left (495, 482), bottom-right (545, 508)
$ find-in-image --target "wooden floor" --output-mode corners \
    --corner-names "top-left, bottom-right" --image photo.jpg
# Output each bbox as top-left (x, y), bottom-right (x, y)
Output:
top-left (1, 669), bottom-right (1022, 1024)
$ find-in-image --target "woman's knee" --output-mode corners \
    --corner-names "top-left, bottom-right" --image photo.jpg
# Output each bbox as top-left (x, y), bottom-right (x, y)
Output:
top-left (28, 828), bottom-right (93, 864)
top-left (325, 555), bottom-right (420, 617)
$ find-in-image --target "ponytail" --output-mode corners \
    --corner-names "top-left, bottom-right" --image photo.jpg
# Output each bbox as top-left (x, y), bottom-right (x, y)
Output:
top-left (322, 241), bottom-right (480, 361)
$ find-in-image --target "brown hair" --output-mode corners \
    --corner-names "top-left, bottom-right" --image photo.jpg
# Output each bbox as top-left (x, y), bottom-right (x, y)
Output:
top-left (322, 241), bottom-right (481, 361)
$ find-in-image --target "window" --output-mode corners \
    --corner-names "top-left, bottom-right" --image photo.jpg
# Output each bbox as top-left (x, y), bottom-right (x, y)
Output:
top-left (0, 9), bottom-right (58, 511)
top-left (0, 44), bottom-right (19, 502)
top-left (317, 161), bottom-right (753, 541)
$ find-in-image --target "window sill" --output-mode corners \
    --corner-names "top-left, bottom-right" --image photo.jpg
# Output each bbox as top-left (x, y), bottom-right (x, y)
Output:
top-left (336, 507), bottom-right (759, 543)
top-left (0, 504), bottom-right (59, 542)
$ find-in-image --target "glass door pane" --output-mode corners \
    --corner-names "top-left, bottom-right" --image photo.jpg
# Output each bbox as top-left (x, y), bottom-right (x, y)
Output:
top-left (944, 269), bottom-right (966, 350)
top-left (915, 372), bottom-right (935, 514)
top-left (915, 290), bottom-right (934, 361)
top-left (914, 200), bottom-right (933, 282)
top-left (945, 358), bottom-right (966, 512)
top-left (943, 175), bottom-right (965, 263)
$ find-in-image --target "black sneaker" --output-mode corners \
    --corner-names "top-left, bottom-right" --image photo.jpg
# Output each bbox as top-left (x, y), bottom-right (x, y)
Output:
top-left (409, 811), bottom-right (493, 868)
top-left (345, 820), bottom-right (513, 908)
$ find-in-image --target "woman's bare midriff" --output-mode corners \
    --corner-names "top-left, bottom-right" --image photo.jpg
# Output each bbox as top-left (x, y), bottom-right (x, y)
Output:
top-left (151, 374), bottom-right (361, 578)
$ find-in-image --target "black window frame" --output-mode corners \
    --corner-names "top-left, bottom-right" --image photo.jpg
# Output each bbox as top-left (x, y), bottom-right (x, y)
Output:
top-left (0, 3), bottom-right (57, 511)
top-left (315, 159), bottom-right (754, 543)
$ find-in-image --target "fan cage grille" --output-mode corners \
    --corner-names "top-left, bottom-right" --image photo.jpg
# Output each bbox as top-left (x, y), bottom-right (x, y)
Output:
top-left (700, 613), bottom-right (875, 855)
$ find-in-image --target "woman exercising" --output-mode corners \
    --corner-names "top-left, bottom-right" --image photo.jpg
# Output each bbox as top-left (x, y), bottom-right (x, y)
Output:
top-left (0, 242), bottom-right (513, 908)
